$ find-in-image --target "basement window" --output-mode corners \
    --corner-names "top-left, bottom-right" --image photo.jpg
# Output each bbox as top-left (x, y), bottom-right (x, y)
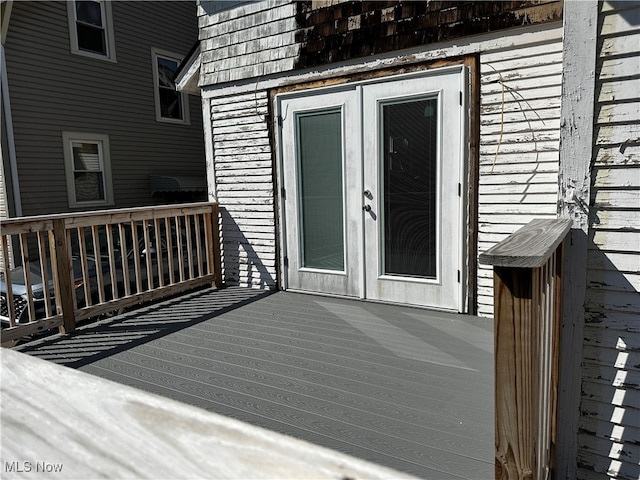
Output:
top-left (62, 132), bottom-right (114, 208)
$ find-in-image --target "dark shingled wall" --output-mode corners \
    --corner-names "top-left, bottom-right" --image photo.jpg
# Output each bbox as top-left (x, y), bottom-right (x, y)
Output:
top-left (295, 1), bottom-right (563, 68)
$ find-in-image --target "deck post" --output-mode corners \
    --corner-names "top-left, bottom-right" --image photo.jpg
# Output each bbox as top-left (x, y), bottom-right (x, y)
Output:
top-left (205, 203), bottom-right (222, 288)
top-left (50, 218), bottom-right (76, 333)
top-left (480, 219), bottom-right (570, 480)
top-left (493, 266), bottom-right (532, 479)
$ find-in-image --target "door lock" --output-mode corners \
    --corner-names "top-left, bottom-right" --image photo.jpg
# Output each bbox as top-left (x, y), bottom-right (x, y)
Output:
top-left (363, 190), bottom-right (373, 199)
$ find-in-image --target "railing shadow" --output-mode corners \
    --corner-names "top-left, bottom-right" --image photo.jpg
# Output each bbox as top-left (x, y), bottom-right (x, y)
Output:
top-left (15, 286), bottom-right (273, 370)
top-left (574, 230), bottom-right (639, 480)
top-left (219, 207), bottom-right (276, 289)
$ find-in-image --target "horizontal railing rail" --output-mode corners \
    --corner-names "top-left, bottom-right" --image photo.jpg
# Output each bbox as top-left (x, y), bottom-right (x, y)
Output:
top-left (480, 218), bottom-right (571, 480)
top-left (1, 202), bottom-right (221, 344)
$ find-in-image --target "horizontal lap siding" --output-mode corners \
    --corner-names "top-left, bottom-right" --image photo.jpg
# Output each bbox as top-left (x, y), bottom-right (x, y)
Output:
top-left (578, 2), bottom-right (640, 478)
top-left (209, 92), bottom-right (277, 289)
top-left (477, 41), bottom-right (563, 317)
top-left (5, 2), bottom-right (205, 216)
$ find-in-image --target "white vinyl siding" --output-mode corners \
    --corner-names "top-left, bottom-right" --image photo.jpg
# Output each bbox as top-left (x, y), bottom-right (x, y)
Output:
top-left (577, 2), bottom-right (640, 478)
top-left (67, 0), bottom-right (116, 62)
top-left (62, 131), bottom-right (114, 208)
top-left (477, 40), bottom-right (564, 317)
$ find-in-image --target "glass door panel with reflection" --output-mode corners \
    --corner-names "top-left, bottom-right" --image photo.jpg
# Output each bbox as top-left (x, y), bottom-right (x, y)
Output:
top-left (381, 97), bottom-right (438, 278)
top-left (296, 110), bottom-right (345, 271)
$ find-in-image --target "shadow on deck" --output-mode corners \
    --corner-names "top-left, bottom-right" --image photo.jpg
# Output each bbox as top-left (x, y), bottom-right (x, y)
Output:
top-left (16, 286), bottom-right (494, 479)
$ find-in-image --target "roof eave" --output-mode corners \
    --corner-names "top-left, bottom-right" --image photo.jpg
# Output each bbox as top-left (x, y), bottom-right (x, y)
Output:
top-left (175, 44), bottom-right (201, 96)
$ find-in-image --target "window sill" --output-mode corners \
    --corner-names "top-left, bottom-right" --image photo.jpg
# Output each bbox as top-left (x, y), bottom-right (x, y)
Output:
top-left (70, 48), bottom-right (117, 64)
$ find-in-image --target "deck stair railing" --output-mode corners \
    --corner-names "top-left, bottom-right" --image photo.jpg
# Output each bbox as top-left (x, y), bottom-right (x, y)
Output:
top-left (1, 202), bottom-right (221, 344)
top-left (479, 219), bottom-right (571, 480)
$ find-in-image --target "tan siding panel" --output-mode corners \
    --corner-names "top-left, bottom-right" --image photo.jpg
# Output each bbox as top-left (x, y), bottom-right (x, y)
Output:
top-left (5, 2), bottom-right (205, 216)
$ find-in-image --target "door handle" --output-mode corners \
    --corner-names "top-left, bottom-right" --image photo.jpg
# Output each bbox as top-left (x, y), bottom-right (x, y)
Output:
top-left (362, 204), bottom-right (372, 212)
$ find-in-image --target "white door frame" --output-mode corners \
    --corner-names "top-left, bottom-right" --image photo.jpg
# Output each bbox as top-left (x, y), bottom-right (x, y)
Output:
top-left (275, 65), bottom-right (468, 312)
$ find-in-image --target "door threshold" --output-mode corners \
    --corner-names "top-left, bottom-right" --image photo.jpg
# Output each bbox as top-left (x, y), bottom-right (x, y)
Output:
top-left (283, 287), bottom-right (466, 315)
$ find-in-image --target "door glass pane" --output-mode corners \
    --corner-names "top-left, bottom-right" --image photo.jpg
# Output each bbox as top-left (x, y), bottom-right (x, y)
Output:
top-left (381, 97), bottom-right (438, 278)
top-left (296, 110), bottom-right (344, 270)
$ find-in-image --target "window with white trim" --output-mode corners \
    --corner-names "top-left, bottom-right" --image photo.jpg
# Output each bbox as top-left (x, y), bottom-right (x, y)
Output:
top-left (67, 0), bottom-right (116, 62)
top-left (152, 49), bottom-right (190, 124)
top-left (62, 132), bottom-right (114, 208)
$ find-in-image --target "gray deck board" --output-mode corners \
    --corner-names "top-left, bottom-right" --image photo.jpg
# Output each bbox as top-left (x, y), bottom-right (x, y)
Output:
top-left (17, 286), bottom-right (494, 479)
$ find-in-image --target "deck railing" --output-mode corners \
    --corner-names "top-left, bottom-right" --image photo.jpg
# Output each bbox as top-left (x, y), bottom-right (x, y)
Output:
top-left (479, 219), bottom-right (571, 480)
top-left (1, 202), bottom-right (221, 344)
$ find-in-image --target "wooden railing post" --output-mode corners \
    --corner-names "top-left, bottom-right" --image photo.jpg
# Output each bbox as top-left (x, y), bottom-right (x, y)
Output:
top-left (479, 219), bottom-right (571, 480)
top-left (204, 203), bottom-right (222, 288)
top-left (493, 265), bottom-right (536, 479)
top-left (50, 218), bottom-right (76, 333)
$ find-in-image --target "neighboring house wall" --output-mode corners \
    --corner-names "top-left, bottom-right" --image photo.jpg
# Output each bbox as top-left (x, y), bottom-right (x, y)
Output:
top-left (197, 0), bottom-right (563, 299)
top-left (3, 1), bottom-right (205, 217)
top-left (577, 2), bottom-right (640, 478)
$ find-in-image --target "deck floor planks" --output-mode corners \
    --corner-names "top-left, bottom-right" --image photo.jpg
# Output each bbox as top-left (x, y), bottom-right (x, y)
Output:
top-left (148, 327), bottom-right (492, 415)
top-left (17, 286), bottom-right (494, 479)
top-left (86, 339), bottom-right (491, 448)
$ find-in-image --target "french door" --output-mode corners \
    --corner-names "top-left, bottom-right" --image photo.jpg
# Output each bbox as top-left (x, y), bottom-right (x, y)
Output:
top-left (277, 67), bottom-right (466, 311)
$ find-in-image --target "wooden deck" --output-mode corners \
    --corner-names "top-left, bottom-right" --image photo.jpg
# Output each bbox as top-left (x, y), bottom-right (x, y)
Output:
top-left (15, 286), bottom-right (494, 479)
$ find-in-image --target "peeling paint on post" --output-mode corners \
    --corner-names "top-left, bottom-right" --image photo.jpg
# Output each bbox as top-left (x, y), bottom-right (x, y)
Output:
top-left (556, 1), bottom-right (598, 478)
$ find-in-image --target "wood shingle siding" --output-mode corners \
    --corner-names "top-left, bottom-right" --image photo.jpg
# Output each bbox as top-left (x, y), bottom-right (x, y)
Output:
top-left (576, 2), bottom-right (640, 478)
top-left (476, 39), bottom-right (564, 317)
top-left (198, 1), bottom-right (299, 85)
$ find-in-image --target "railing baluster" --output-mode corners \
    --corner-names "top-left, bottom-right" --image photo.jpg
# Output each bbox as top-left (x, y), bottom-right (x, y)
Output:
top-left (143, 219), bottom-right (153, 291)
top-left (36, 231), bottom-right (53, 318)
top-left (66, 229), bottom-right (78, 315)
top-left (18, 233), bottom-right (35, 322)
top-left (91, 225), bottom-right (105, 304)
top-left (131, 220), bottom-right (142, 294)
top-left (175, 215), bottom-right (185, 283)
top-left (165, 217), bottom-right (175, 285)
top-left (2, 235), bottom-right (16, 327)
top-left (194, 214), bottom-right (204, 277)
top-left (154, 218), bottom-right (164, 288)
top-left (118, 223), bottom-right (131, 297)
top-left (185, 215), bottom-right (194, 280)
top-left (78, 227), bottom-right (92, 307)
top-left (106, 224), bottom-right (118, 300)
